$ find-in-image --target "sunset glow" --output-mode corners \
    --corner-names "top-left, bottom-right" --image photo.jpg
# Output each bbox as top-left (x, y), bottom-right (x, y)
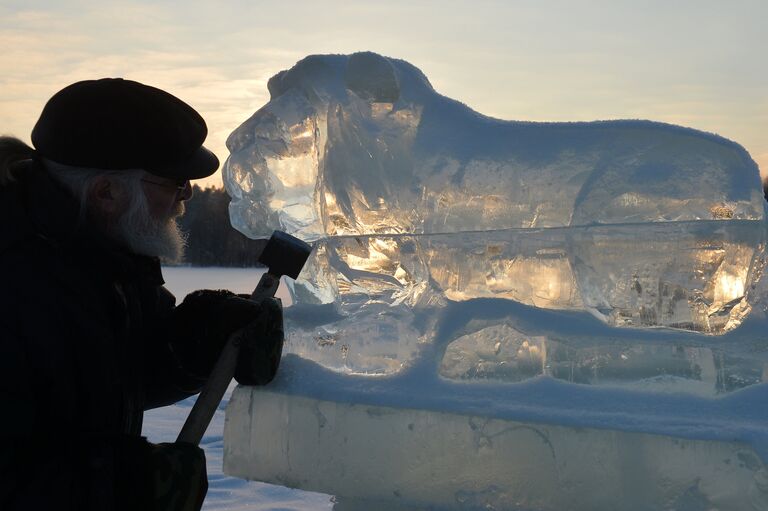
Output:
top-left (1, 1), bottom-right (765, 189)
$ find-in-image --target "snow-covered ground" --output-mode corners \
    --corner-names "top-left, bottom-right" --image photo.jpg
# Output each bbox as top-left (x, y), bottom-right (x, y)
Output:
top-left (144, 266), bottom-right (333, 511)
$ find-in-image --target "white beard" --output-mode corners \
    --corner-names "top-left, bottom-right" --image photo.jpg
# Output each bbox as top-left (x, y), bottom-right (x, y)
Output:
top-left (115, 192), bottom-right (187, 263)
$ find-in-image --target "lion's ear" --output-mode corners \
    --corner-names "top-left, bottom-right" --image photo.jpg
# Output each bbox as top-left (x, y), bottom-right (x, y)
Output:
top-left (345, 52), bottom-right (400, 103)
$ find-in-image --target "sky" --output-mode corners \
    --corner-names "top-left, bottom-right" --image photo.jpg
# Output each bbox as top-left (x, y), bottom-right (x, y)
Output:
top-left (1, 0), bottom-right (766, 189)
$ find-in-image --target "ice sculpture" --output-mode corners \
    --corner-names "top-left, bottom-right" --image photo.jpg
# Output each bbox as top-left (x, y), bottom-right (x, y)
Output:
top-left (222, 52), bottom-right (768, 509)
top-left (225, 53), bottom-right (764, 238)
top-left (223, 51), bottom-right (766, 379)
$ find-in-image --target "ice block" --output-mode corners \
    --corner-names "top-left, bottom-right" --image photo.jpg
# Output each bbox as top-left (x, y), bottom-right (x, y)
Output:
top-left (224, 352), bottom-right (768, 511)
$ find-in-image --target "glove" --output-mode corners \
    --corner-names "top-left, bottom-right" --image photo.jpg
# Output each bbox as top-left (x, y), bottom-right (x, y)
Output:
top-left (115, 436), bottom-right (207, 511)
top-left (235, 295), bottom-right (284, 386)
top-left (171, 289), bottom-right (284, 385)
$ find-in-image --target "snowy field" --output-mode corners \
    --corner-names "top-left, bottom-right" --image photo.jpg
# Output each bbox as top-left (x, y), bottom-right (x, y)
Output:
top-left (144, 266), bottom-right (334, 511)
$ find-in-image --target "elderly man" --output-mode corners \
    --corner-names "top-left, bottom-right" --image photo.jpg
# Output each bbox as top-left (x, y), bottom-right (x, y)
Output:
top-left (0, 79), bottom-right (283, 511)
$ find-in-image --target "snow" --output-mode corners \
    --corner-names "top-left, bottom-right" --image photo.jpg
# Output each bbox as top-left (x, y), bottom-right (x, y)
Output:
top-left (144, 266), bottom-right (332, 510)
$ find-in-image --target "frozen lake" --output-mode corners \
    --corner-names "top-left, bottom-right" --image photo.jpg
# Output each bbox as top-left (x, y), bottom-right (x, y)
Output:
top-left (144, 266), bottom-right (332, 511)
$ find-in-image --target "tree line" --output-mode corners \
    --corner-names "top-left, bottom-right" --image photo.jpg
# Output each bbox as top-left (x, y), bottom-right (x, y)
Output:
top-left (177, 185), bottom-right (267, 266)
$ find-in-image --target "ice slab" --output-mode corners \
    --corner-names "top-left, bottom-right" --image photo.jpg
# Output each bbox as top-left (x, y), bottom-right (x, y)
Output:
top-left (284, 282), bottom-right (768, 396)
top-left (289, 219), bottom-right (766, 356)
top-left (224, 355), bottom-right (768, 511)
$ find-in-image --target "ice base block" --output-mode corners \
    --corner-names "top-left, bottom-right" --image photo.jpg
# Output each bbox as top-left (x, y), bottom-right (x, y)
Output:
top-left (223, 356), bottom-right (768, 511)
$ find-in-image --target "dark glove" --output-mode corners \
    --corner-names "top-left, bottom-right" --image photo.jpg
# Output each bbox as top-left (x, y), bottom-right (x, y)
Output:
top-left (234, 295), bottom-right (284, 386)
top-left (115, 436), bottom-right (207, 511)
top-left (171, 289), bottom-right (284, 385)
top-left (171, 289), bottom-right (256, 378)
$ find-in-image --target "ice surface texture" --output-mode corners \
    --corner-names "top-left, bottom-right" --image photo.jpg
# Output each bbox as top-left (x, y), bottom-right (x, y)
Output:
top-left (223, 52), bottom-right (767, 384)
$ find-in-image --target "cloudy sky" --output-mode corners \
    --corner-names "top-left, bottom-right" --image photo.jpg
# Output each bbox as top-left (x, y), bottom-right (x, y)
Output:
top-left (1, 0), bottom-right (766, 188)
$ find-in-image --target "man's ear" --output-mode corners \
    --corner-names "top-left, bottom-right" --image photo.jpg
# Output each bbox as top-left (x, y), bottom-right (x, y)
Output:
top-left (87, 175), bottom-right (123, 218)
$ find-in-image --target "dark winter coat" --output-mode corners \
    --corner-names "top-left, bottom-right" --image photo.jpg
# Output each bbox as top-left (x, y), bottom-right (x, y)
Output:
top-left (0, 161), bottom-right (207, 510)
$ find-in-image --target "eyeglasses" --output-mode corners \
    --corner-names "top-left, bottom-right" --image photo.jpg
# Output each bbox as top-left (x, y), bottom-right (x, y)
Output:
top-left (141, 178), bottom-right (188, 193)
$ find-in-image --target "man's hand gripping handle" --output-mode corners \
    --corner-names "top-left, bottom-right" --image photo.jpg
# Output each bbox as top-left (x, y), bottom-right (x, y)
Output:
top-left (177, 232), bottom-right (311, 445)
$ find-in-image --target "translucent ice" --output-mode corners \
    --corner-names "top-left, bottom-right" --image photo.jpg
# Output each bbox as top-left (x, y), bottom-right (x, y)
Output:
top-left (222, 53), bottom-right (768, 509)
top-left (224, 53), bottom-right (764, 238)
top-left (223, 52), bottom-right (766, 389)
top-left (225, 380), bottom-right (768, 511)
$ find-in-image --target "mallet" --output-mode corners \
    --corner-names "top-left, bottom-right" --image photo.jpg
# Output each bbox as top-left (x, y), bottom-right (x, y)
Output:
top-left (177, 230), bottom-right (312, 445)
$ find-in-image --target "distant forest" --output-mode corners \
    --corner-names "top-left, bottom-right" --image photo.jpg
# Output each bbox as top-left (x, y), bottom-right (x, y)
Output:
top-left (177, 185), bottom-right (267, 267)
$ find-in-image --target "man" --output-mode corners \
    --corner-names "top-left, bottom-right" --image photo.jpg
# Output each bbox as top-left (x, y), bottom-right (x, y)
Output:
top-left (0, 79), bottom-right (284, 510)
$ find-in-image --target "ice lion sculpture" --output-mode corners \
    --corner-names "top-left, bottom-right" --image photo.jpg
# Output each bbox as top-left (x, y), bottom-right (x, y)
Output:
top-left (225, 52), bottom-right (763, 237)
top-left (223, 52), bottom-right (766, 387)
top-left (223, 53), bottom-right (768, 511)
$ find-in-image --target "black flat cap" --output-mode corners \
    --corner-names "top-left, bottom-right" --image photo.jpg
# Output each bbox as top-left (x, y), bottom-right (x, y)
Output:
top-left (31, 78), bottom-right (219, 180)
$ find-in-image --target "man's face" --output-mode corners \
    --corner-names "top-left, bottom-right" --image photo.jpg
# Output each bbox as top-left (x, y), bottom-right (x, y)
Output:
top-left (111, 172), bottom-right (194, 262)
top-left (140, 173), bottom-right (193, 221)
